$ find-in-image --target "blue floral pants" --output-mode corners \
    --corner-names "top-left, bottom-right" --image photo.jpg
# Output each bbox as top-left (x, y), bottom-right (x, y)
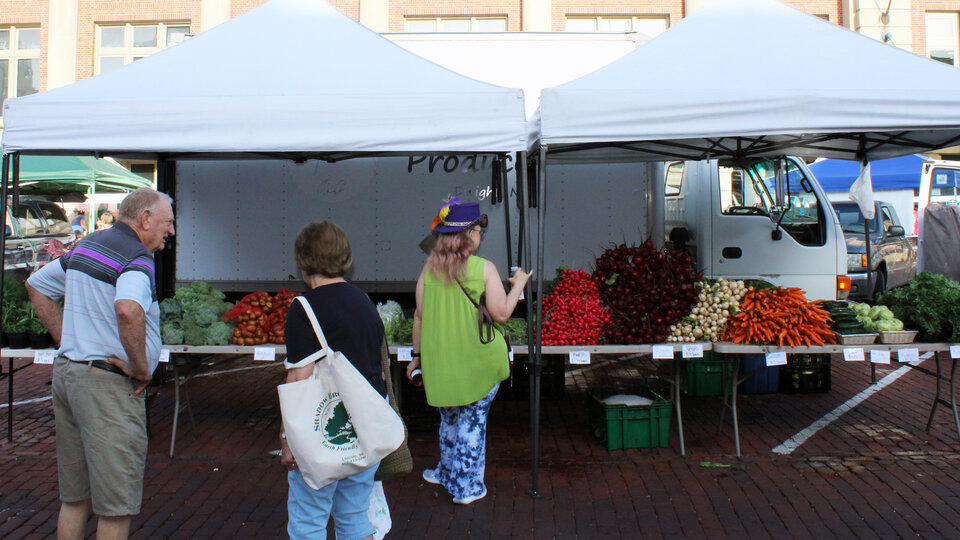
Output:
top-left (433, 383), bottom-right (499, 500)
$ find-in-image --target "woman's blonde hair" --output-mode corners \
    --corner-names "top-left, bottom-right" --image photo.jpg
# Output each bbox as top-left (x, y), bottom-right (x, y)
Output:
top-left (427, 230), bottom-right (474, 283)
top-left (294, 220), bottom-right (353, 278)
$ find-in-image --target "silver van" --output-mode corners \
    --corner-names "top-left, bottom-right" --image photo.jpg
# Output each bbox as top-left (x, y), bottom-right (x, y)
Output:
top-left (4, 199), bottom-right (75, 275)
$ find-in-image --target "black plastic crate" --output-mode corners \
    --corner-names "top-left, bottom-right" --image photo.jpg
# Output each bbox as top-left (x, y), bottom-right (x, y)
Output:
top-left (779, 354), bottom-right (831, 394)
top-left (512, 355), bottom-right (566, 400)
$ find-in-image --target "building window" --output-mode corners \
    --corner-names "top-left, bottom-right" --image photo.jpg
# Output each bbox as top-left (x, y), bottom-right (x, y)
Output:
top-left (403, 17), bottom-right (507, 32)
top-left (926, 12), bottom-right (958, 66)
top-left (0, 26), bottom-right (41, 114)
top-left (565, 16), bottom-right (669, 37)
top-left (95, 23), bottom-right (190, 74)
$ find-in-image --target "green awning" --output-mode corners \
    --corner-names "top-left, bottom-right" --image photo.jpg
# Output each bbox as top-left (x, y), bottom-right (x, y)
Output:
top-left (2, 147), bottom-right (152, 195)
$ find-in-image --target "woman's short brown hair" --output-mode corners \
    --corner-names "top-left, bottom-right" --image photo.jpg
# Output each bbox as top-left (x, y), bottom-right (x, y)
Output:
top-left (294, 220), bottom-right (353, 278)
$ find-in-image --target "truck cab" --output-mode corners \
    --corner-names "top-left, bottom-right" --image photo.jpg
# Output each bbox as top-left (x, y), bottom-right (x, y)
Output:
top-left (665, 157), bottom-right (847, 300)
top-left (831, 200), bottom-right (916, 299)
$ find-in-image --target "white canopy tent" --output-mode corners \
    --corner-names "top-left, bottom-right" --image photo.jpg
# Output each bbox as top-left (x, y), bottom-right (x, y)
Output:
top-left (523, 0), bottom-right (960, 491)
top-left (1, 0), bottom-right (527, 158)
top-left (537, 0), bottom-right (960, 163)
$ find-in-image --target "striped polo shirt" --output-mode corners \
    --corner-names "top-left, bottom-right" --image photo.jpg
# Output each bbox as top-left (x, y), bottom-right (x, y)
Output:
top-left (27, 221), bottom-right (162, 374)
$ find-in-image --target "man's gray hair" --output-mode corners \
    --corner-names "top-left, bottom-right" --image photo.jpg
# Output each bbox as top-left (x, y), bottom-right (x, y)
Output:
top-left (118, 188), bottom-right (173, 223)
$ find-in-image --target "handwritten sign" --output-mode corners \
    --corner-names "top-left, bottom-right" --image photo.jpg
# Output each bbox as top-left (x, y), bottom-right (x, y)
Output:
top-left (652, 344), bottom-right (674, 359)
top-left (681, 344), bottom-right (704, 359)
top-left (951, 345), bottom-right (960, 359)
top-left (397, 347), bottom-right (413, 362)
top-left (870, 350), bottom-right (891, 364)
top-left (253, 347), bottom-right (276, 362)
top-left (569, 351), bottom-right (591, 365)
top-left (765, 351), bottom-right (787, 366)
top-left (33, 350), bottom-right (55, 365)
top-left (898, 348), bottom-right (919, 363)
top-left (159, 349), bottom-right (171, 364)
top-left (843, 348), bottom-right (865, 362)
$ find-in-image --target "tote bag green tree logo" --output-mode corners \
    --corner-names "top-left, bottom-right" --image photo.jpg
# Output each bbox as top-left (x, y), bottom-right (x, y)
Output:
top-left (314, 392), bottom-right (360, 452)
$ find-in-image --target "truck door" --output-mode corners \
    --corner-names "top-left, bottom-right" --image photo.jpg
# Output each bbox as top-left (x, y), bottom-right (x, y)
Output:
top-left (877, 203), bottom-right (913, 287)
top-left (708, 158), bottom-right (844, 300)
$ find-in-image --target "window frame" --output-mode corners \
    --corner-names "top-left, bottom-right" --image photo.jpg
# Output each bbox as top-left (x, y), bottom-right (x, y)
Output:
top-left (94, 22), bottom-right (190, 75)
top-left (564, 15), bottom-right (669, 37)
top-left (926, 11), bottom-right (959, 66)
top-left (0, 25), bottom-right (42, 115)
top-left (403, 16), bottom-right (508, 33)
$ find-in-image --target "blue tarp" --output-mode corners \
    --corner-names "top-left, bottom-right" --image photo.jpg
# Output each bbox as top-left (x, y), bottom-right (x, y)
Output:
top-left (807, 154), bottom-right (928, 191)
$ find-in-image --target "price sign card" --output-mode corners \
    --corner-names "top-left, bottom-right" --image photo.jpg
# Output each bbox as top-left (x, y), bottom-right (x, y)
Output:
top-left (569, 350), bottom-right (591, 365)
top-left (253, 347), bottom-right (276, 362)
top-left (870, 350), bottom-right (891, 364)
top-left (897, 348), bottom-right (919, 363)
top-left (843, 348), bottom-right (865, 362)
top-left (397, 347), bottom-right (413, 362)
top-left (951, 345), bottom-right (960, 359)
top-left (765, 351), bottom-right (787, 366)
top-left (652, 344), bottom-right (674, 359)
top-left (681, 344), bottom-right (704, 359)
top-left (159, 349), bottom-right (171, 364)
top-left (33, 350), bottom-right (55, 365)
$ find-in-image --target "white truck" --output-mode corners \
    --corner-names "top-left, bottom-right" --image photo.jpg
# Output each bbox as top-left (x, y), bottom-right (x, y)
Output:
top-left (663, 157), bottom-right (847, 300)
top-left (173, 155), bottom-right (849, 301)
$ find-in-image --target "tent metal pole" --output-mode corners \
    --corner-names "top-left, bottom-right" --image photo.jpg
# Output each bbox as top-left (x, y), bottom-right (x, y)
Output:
top-left (2, 153), bottom-right (11, 442)
top-left (528, 145), bottom-right (547, 498)
top-left (501, 155), bottom-right (513, 271)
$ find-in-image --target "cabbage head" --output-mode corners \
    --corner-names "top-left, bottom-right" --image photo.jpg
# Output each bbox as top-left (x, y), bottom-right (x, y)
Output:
top-left (162, 322), bottom-right (184, 345)
top-left (205, 321), bottom-right (235, 346)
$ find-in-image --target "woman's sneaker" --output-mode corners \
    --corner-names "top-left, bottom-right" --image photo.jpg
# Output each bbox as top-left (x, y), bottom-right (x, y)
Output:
top-left (453, 487), bottom-right (487, 505)
top-left (422, 469), bottom-right (441, 485)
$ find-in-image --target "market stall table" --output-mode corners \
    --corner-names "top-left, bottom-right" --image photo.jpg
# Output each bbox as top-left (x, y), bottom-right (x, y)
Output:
top-left (159, 343), bottom-right (715, 457)
top-left (712, 341), bottom-right (960, 456)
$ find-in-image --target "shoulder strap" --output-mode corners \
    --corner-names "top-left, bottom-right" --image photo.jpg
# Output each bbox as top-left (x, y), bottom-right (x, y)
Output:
top-left (283, 296), bottom-right (332, 370)
top-left (455, 278), bottom-right (480, 308)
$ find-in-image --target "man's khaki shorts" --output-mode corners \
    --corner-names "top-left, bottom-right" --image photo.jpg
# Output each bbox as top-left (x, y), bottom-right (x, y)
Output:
top-left (52, 356), bottom-right (148, 516)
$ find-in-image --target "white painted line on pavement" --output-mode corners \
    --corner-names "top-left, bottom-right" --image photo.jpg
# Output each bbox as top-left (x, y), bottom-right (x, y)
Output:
top-left (0, 395), bottom-right (52, 409)
top-left (771, 351), bottom-right (932, 455)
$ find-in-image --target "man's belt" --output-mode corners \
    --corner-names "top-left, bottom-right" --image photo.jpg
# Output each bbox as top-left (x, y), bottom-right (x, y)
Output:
top-left (69, 359), bottom-right (127, 377)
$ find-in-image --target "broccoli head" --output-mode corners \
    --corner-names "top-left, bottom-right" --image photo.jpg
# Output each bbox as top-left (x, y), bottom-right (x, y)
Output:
top-left (206, 321), bottom-right (235, 346)
top-left (182, 303), bottom-right (221, 327)
top-left (161, 322), bottom-right (184, 345)
top-left (183, 325), bottom-right (208, 346)
top-left (160, 298), bottom-right (181, 322)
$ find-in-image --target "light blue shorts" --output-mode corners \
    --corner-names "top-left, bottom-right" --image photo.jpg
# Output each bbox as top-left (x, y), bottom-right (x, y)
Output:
top-left (287, 463), bottom-right (379, 540)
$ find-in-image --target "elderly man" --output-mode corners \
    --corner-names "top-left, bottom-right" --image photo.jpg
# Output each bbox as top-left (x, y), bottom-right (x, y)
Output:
top-left (26, 187), bottom-right (175, 540)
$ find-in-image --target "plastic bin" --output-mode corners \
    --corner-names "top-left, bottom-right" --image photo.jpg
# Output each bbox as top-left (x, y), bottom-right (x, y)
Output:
top-left (739, 353), bottom-right (780, 394)
top-left (779, 354), bottom-right (831, 394)
top-left (587, 387), bottom-right (672, 450)
top-left (683, 351), bottom-right (736, 396)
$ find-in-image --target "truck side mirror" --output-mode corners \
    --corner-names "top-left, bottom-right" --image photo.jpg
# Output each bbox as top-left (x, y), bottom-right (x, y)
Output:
top-left (887, 225), bottom-right (904, 237)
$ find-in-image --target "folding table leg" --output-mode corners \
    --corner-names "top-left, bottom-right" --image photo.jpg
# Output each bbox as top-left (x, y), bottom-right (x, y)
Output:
top-left (170, 363), bottom-right (181, 457)
top-left (673, 355), bottom-right (685, 456)
top-left (926, 353), bottom-right (943, 432)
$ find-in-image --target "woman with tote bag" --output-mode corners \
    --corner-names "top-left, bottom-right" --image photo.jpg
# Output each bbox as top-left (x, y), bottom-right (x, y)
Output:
top-left (279, 220), bottom-right (391, 540)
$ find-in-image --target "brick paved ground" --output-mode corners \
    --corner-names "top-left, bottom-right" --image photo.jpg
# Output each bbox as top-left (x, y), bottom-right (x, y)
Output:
top-left (2, 352), bottom-right (960, 538)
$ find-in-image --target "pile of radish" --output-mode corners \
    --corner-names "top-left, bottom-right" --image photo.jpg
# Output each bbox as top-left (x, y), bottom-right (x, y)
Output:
top-left (540, 269), bottom-right (609, 345)
top-left (666, 278), bottom-right (747, 342)
top-left (592, 240), bottom-right (701, 344)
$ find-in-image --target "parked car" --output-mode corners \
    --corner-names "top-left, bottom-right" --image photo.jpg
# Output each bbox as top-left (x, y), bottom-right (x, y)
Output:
top-left (4, 198), bottom-right (76, 276)
top-left (831, 200), bottom-right (917, 300)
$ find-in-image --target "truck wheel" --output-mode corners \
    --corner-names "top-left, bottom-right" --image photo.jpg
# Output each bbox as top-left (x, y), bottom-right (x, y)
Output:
top-left (872, 271), bottom-right (886, 300)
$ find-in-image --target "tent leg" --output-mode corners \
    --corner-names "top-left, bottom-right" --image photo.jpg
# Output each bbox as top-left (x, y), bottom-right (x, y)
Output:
top-left (1, 153), bottom-right (13, 442)
top-left (527, 146), bottom-right (548, 499)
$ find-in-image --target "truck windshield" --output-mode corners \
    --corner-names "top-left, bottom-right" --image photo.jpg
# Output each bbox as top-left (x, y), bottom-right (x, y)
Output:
top-left (719, 158), bottom-right (826, 246)
top-left (832, 203), bottom-right (880, 234)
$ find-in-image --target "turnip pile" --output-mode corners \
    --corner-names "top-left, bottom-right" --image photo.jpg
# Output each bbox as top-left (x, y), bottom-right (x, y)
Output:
top-left (592, 240), bottom-right (700, 344)
top-left (667, 278), bottom-right (747, 342)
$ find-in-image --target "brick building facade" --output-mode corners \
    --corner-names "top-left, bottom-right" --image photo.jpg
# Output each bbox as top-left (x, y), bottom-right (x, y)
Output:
top-left (2, 0), bottom-right (960, 129)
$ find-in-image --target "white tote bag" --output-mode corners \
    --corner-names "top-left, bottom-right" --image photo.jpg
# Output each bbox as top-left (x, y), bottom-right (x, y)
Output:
top-left (278, 297), bottom-right (404, 490)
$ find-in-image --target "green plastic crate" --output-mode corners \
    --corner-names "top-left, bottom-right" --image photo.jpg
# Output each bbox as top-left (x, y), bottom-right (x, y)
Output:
top-left (587, 387), bottom-right (672, 450)
top-left (683, 351), bottom-right (736, 396)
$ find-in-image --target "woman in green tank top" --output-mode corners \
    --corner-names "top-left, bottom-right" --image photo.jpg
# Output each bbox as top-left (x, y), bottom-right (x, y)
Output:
top-left (406, 198), bottom-right (532, 505)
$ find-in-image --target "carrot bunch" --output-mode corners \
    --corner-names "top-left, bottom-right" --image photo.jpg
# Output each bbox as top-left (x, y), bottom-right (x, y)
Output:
top-left (721, 286), bottom-right (836, 346)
